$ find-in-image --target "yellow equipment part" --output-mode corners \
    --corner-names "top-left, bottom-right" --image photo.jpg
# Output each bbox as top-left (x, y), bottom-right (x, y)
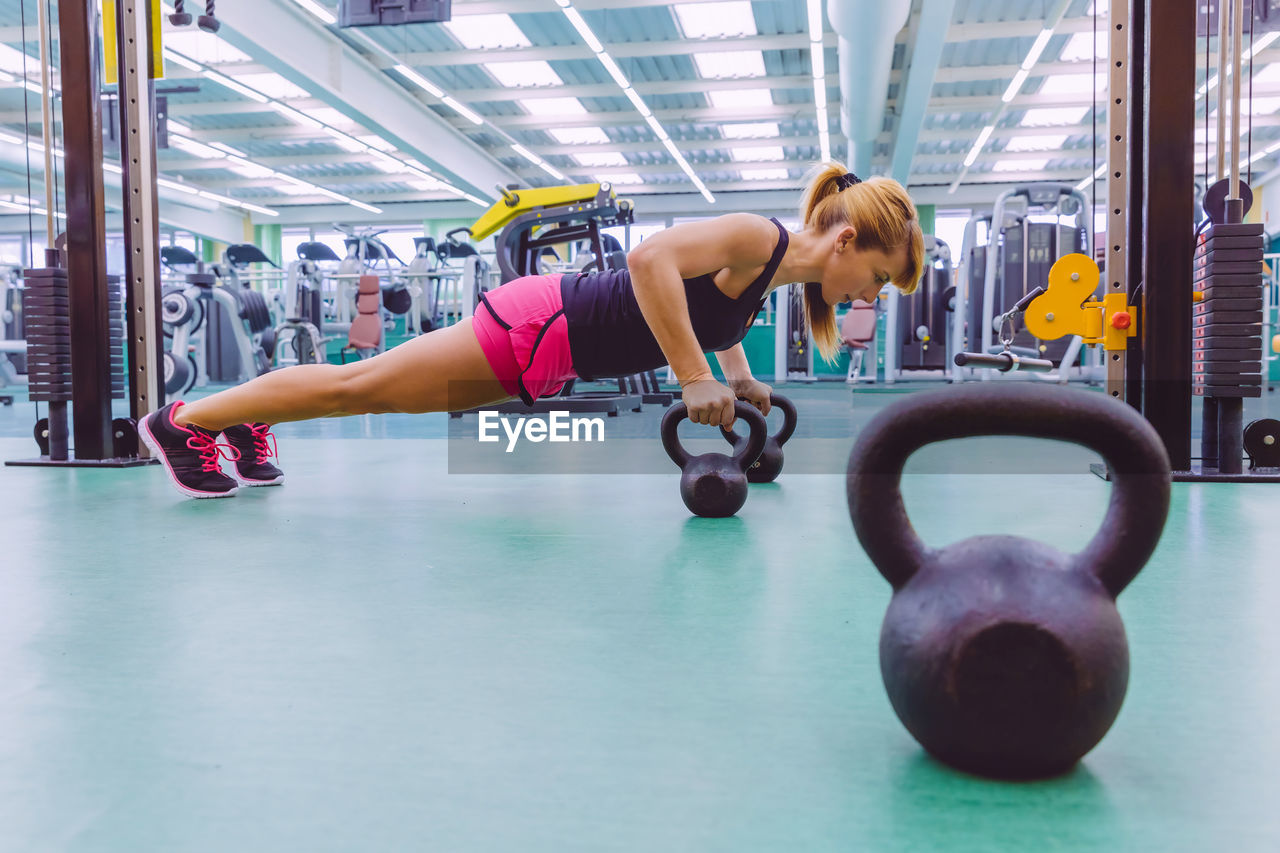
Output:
top-left (1023, 253), bottom-right (1138, 351)
top-left (467, 183), bottom-right (611, 242)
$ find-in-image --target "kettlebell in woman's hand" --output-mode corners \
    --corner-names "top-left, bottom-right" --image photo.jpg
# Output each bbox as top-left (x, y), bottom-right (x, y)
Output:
top-left (721, 393), bottom-right (797, 483)
top-left (662, 401), bottom-right (768, 517)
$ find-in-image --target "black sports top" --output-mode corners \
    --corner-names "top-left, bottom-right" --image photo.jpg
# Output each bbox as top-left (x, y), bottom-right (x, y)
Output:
top-left (560, 217), bottom-right (789, 380)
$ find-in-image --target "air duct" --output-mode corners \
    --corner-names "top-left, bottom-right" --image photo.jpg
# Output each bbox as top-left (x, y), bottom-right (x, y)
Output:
top-left (827, 0), bottom-right (912, 174)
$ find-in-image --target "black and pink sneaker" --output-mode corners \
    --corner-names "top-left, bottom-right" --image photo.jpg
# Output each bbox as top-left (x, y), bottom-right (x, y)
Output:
top-left (138, 401), bottom-right (240, 498)
top-left (221, 423), bottom-right (284, 487)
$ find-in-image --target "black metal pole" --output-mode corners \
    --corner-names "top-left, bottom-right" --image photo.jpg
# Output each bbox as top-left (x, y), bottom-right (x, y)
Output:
top-left (58, 0), bottom-right (114, 459)
top-left (1125, 0), bottom-right (1146, 410)
top-left (1140, 0), bottom-right (1195, 471)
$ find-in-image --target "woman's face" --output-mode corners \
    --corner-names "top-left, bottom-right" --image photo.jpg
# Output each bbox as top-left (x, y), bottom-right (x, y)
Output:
top-left (819, 227), bottom-right (912, 306)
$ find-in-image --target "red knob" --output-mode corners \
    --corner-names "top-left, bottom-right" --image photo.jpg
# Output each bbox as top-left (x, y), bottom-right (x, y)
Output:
top-left (1111, 311), bottom-right (1132, 330)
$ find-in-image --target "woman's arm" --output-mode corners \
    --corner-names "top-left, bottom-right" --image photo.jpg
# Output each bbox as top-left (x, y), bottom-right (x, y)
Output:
top-left (714, 344), bottom-right (753, 385)
top-left (628, 213), bottom-right (776, 385)
top-left (715, 344), bottom-right (773, 415)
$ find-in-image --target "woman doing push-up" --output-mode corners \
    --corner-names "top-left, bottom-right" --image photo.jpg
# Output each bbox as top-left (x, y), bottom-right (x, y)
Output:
top-left (140, 164), bottom-right (925, 498)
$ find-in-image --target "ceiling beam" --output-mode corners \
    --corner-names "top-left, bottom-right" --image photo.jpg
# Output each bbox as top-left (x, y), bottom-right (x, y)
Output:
top-left (391, 33), bottom-right (831, 68)
top-left (213, 0), bottom-right (518, 201)
top-left (449, 75), bottom-right (826, 104)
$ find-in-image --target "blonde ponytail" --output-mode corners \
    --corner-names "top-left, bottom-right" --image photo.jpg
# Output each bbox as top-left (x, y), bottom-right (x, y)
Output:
top-left (797, 163), bottom-right (924, 361)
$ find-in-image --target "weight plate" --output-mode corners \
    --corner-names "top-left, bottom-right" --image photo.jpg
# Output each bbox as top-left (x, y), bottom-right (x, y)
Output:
top-left (1194, 311), bottom-right (1264, 325)
top-left (1199, 235), bottom-right (1265, 251)
top-left (1195, 298), bottom-right (1263, 312)
top-left (1195, 247), bottom-right (1262, 264)
top-left (1192, 324), bottom-right (1263, 338)
top-left (1194, 263), bottom-right (1264, 281)
top-left (1203, 222), bottom-right (1265, 238)
top-left (1193, 383), bottom-right (1263, 398)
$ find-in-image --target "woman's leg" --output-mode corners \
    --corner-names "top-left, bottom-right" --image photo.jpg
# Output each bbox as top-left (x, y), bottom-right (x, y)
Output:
top-left (175, 318), bottom-right (513, 431)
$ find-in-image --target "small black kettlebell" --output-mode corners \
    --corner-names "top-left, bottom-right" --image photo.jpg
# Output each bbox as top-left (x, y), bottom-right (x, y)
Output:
top-left (846, 384), bottom-right (1171, 779)
top-left (662, 401), bottom-right (767, 517)
top-left (719, 393), bottom-right (797, 483)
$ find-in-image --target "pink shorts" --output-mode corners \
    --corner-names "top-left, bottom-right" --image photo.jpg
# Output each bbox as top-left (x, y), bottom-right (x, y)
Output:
top-left (472, 273), bottom-right (579, 405)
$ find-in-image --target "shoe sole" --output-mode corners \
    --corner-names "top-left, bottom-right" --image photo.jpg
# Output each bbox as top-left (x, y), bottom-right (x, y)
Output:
top-left (139, 413), bottom-right (239, 499)
top-left (231, 470), bottom-right (284, 487)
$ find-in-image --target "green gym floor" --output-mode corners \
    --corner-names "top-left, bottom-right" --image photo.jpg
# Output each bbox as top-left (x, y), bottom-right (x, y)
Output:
top-left (2, 383), bottom-right (1279, 852)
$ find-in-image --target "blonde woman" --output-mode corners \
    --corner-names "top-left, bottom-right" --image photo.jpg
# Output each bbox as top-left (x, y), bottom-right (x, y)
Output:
top-left (140, 165), bottom-right (925, 498)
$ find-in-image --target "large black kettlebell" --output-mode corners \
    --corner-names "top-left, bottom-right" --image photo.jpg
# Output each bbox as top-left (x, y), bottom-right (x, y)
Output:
top-left (719, 393), bottom-right (797, 483)
top-left (846, 384), bottom-right (1171, 779)
top-left (662, 401), bottom-right (768, 517)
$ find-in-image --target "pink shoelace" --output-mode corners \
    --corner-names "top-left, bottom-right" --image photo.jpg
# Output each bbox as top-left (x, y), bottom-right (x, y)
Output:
top-left (186, 431), bottom-right (241, 473)
top-left (248, 423), bottom-right (278, 464)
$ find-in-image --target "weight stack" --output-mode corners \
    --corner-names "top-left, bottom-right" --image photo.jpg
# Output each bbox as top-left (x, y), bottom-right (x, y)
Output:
top-left (1192, 222), bottom-right (1264, 399)
top-left (107, 274), bottom-right (125, 401)
top-left (22, 267), bottom-right (73, 404)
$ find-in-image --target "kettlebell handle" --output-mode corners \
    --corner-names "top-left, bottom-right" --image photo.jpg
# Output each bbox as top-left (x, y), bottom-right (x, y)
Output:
top-left (662, 401), bottom-right (768, 471)
top-left (720, 393), bottom-right (798, 447)
top-left (846, 385), bottom-right (1171, 596)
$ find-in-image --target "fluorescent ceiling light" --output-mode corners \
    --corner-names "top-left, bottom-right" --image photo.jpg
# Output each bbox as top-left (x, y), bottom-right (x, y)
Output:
top-left (227, 72), bottom-right (309, 100)
top-left (739, 167), bottom-right (790, 180)
top-left (394, 64), bottom-right (444, 98)
top-left (163, 31), bottom-right (250, 64)
top-left (441, 96), bottom-right (484, 125)
top-left (549, 127), bottom-right (610, 145)
top-left (722, 122), bottom-right (778, 139)
top-left (1019, 106), bottom-right (1091, 127)
top-left (360, 135), bottom-right (398, 152)
top-left (1020, 29), bottom-right (1054, 70)
top-left (1249, 96), bottom-right (1280, 115)
top-left (708, 89), bottom-right (774, 109)
top-left (963, 125), bottom-right (996, 167)
top-left (205, 70), bottom-right (270, 103)
top-left (1086, 1), bottom-right (1108, 13)
top-left (562, 7), bottom-right (604, 53)
top-left (226, 159), bottom-right (276, 179)
top-left (644, 114), bottom-right (669, 140)
top-left (157, 177), bottom-right (199, 195)
top-left (443, 14), bottom-right (531, 50)
top-left (1005, 133), bottom-right (1070, 152)
top-left (598, 53), bottom-right (631, 89)
top-left (573, 152), bottom-right (629, 167)
top-left (604, 173), bottom-right (645, 185)
top-left (730, 145), bottom-right (785, 162)
top-left (1058, 31), bottom-right (1106, 63)
top-left (1037, 73), bottom-right (1106, 97)
top-left (624, 87), bottom-right (653, 117)
top-left (169, 135), bottom-right (226, 159)
top-left (308, 107), bottom-right (354, 128)
top-left (162, 49), bottom-right (202, 72)
top-left (324, 127), bottom-right (366, 153)
top-left (270, 102), bottom-right (324, 129)
top-left (693, 50), bottom-right (766, 79)
top-left (288, 0), bottom-right (336, 25)
top-left (993, 158), bottom-right (1050, 172)
top-left (521, 97), bottom-right (587, 117)
top-left (484, 61), bottom-right (563, 88)
top-left (1001, 69), bottom-right (1029, 103)
top-left (806, 0), bottom-right (823, 37)
top-left (673, 1), bottom-right (758, 39)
